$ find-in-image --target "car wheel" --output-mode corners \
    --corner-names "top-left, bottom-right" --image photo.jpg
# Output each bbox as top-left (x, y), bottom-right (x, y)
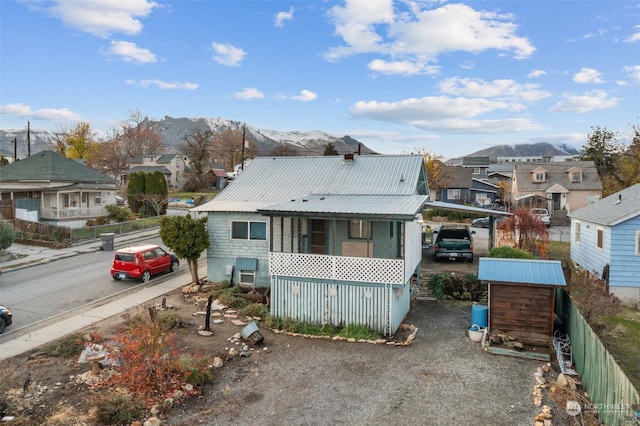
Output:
top-left (112, 275), bottom-right (122, 281)
top-left (170, 260), bottom-right (179, 272)
top-left (141, 271), bottom-right (151, 283)
top-left (0, 317), bottom-right (5, 334)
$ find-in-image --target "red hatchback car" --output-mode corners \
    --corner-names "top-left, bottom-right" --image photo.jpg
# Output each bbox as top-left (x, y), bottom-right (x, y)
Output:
top-left (110, 244), bottom-right (179, 283)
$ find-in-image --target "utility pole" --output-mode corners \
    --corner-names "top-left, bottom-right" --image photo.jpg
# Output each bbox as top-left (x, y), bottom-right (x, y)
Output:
top-left (241, 124), bottom-right (246, 171)
top-left (27, 121), bottom-right (31, 157)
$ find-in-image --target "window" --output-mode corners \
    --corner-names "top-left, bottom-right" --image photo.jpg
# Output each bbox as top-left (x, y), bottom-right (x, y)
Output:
top-left (635, 231), bottom-right (640, 256)
top-left (350, 220), bottom-right (371, 239)
top-left (473, 168), bottom-right (481, 174)
top-left (231, 221), bottom-right (267, 240)
top-left (570, 172), bottom-right (582, 183)
top-left (534, 172), bottom-right (545, 182)
top-left (596, 227), bottom-right (604, 249)
top-left (94, 195), bottom-right (102, 205)
top-left (574, 221), bottom-right (581, 244)
top-left (236, 257), bottom-right (258, 285)
top-left (447, 189), bottom-right (461, 200)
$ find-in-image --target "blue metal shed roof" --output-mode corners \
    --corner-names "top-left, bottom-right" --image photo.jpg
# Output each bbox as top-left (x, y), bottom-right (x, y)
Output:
top-left (478, 258), bottom-right (566, 286)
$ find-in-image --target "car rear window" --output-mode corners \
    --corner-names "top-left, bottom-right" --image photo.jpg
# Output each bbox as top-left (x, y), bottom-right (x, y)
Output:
top-left (115, 253), bottom-right (135, 262)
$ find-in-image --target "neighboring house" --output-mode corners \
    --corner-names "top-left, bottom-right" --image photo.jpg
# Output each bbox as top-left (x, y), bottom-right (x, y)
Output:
top-left (127, 154), bottom-right (189, 190)
top-left (0, 148), bottom-right (16, 166)
top-left (0, 150), bottom-right (118, 228)
top-left (510, 161), bottom-right (602, 214)
top-left (568, 183), bottom-right (640, 305)
top-left (462, 156), bottom-right (491, 178)
top-left (210, 168), bottom-right (229, 190)
top-left (191, 154), bottom-right (430, 336)
top-left (471, 178), bottom-right (499, 208)
top-left (121, 165), bottom-right (172, 191)
top-left (437, 166), bottom-right (473, 204)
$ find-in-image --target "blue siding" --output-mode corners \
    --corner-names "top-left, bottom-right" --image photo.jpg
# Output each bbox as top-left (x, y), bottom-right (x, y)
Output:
top-left (206, 211), bottom-right (271, 287)
top-left (570, 216), bottom-right (640, 288)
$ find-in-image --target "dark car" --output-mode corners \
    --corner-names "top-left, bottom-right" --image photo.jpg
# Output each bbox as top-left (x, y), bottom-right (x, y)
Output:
top-left (110, 244), bottom-right (179, 283)
top-left (471, 217), bottom-right (490, 228)
top-left (0, 304), bottom-right (13, 334)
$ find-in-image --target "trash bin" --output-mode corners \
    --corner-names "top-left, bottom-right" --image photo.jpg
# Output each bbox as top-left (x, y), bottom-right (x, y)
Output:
top-left (100, 233), bottom-right (115, 251)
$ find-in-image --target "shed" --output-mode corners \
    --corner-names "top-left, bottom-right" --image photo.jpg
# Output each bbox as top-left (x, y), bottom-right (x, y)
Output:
top-left (478, 258), bottom-right (566, 347)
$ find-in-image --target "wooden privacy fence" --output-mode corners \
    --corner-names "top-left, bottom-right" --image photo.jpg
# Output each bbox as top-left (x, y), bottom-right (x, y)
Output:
top-left (555, 289), bottom-right (639, 425)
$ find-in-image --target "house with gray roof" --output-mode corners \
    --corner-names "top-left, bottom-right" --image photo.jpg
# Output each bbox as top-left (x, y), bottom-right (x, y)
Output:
top-left (0, 150), bottom-right (118, 228)
top-left (510, 161), bottom-right (602, 220)
top-left (127, 153), bottom-right (189, 190)
top-left (568, 183), bottom-right (640, 304)
top-left (191, 154), bottom-right (430, 336)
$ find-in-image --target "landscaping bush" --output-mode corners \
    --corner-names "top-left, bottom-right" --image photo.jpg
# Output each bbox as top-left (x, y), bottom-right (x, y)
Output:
top-left (431, 272), bottom-right (486, 301)
top-left (487, 246), bottom-right (535, 259)
top-left (94, 392), bottom-right (144, 425)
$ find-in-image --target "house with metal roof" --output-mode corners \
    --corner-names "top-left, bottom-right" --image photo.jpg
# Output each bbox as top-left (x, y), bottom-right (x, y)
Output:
top-left (568, 183), bottom-right (640, 305)
top-left (510, 161), bottom-right (602, 223)
top-left (191, 154), bottom-right (430, 336)
top-left (0, 150), bottom-right (118, 228)
top-left (478, 258), bottom-right (566, 347)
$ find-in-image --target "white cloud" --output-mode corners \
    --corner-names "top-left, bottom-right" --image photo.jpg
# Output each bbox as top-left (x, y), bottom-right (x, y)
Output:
top-left (47, 0), bottom-right (159, 38)
top-left (234, 88), bottom-right (265, 100)
top-left (624, 65), bottom-right (640, 82)
top-left (125, 79), bottom-right (198, 90)
top-left (439, 77), bottom-right (551, 103)
top-left (290, 90), bottom-right (318, 102)
top-left (368, 59), bottom-right (439, 76)
top-left (349, 96), bottom-right (543, 133)
top-left (550, 90), bottom-right (619, 113)
top-left (274, 7), bottom-right (294, 28)
top-left (624, 25), bottom-right (640, 43)
top-left (211, 42), bottom-right (246, 66)
top-left (0, 103), bottom-right (82, 122)
top-left (106, 41), bottom-right (156, 64)
top-left (325, 1), bottom-right (535, 73)
top-left (528, 69), bottom-right (547, 79)
top-left (573, 68), bottom-right (605, 84)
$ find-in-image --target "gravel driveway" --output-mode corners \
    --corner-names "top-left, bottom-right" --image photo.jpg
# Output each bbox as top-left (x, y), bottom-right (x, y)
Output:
top-left (166, 302), bottom-right (540, 426)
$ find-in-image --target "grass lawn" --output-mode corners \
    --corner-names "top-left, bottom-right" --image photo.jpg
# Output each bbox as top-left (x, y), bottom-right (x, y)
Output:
top-left (601, 307), bottom-right (640, 391)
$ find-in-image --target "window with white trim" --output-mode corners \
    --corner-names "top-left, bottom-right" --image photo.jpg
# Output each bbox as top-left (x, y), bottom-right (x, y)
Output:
top-left (447, 189), bottom-right (461, 200)
top-left (231, 221), bottom-right (267, 240)
top-left (534, 172), bottom-right (545, 182)
top-left (635, 231), bottom-right (640, 256)
top-left (596, 227), bottom-right (604, 250)
top-left (574, 221), bottom-right (581, 244)
top-left (94, 194), bottom-right (102, 205)
top-left (349, 220), bottom-right (371, 239)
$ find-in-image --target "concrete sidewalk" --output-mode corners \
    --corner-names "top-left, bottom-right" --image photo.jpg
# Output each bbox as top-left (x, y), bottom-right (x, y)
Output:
top-left (0, 229), bottom-right (201, 360)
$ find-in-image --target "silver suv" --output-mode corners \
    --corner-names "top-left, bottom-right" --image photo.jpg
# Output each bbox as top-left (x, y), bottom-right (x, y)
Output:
top-left (530, 208), bottom-right (551, 228)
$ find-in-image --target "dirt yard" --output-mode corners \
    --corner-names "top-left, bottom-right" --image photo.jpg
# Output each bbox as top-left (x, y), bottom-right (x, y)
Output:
top-left (0, 234), bottom-right (600, 425)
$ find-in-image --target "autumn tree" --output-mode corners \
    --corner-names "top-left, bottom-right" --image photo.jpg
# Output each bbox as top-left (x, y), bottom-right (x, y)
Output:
top-left (211, 128), bottom-right (243, 171)
top-left (579, 126), bottom-right (621, 180)
top-left (498, 208), bottom-right (549, 257)
top-left (65, 122), bottom-right (96, 159)
top-left (180, 129), bottom-right (213, 191)
top-left (270, 143), bottom-right (297, 157)
top-left (85, 131), bottom-right (129, 179)
top-left (117, 109), bottom-right (164, 159)
top-left (408, 148), bottom-right (449, 198)
top-left (160, 214), bottom-right (209, 285)
top-left (607, 121), bottom-right (640, 193)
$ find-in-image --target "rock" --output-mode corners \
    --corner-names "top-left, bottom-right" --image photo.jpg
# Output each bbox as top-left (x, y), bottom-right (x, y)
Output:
top-left (541, 405), bottom-right (551, 414)
top-left (212, 357), bottom-right (224, 368)
top-left (182, 384), bottom-right (194, 392)
top-left (557, 373), bottom-right (569, 387)
top-left (197, 330), bottom-right (214, 336)
top-left (143, 416), bottom-right (162, 426)
top-left (171, 390), bottom-right (184, 401)
top-left (229, 347), bottom-right (238, 357)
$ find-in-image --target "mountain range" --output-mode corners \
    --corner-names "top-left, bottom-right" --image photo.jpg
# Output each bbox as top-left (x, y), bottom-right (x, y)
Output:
top-left (1, 115), bottom-right (581, 162)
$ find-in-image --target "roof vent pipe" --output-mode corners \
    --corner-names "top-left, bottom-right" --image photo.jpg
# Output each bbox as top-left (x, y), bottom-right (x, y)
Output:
top-left (615, 194), bottom-right (622, 205)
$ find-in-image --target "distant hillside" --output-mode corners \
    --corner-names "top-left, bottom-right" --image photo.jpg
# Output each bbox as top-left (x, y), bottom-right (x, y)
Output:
top-left (461, 142), bottom-right (580, 160)
top-left (0, 116), bottom-right (377, 160)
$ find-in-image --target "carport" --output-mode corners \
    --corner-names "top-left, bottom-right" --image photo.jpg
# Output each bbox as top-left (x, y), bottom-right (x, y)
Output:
top-left (424, 201), bottom-right (512, 249)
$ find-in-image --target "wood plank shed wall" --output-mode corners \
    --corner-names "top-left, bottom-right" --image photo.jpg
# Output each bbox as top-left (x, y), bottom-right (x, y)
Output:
top-left (489, 283), bottom-right (555, 347)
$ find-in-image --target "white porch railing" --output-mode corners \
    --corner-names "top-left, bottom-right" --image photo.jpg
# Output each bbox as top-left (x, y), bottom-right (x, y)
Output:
top-left (269, 252), bottom-right (405, 284)
top-left (41, 206), bottom-right (107, 219)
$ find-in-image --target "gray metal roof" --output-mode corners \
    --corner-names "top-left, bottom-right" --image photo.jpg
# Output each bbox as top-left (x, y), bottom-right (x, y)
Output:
top-left (192, 154), bottom-right (429, 214)
top-left (478, 258), bottom-right (566, 286)
top-left (568, 183), bottom-right (640, 226)
top-left (258, 194), bottom-right (427, 220)
top-left (424, 201), bottom-right (512, 217)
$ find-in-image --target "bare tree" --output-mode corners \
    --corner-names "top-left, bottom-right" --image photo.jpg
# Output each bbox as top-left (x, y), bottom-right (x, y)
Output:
top-left (117, 109), bottom-right (164, 158)
top-left (179, 129), bottom-right (213, 190)
top-left (211, 129), bottom-right (244, 171)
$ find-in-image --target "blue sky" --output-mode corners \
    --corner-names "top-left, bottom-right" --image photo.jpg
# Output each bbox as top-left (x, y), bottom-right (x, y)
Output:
top-left (1, 0), bottom-right (639, 160)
